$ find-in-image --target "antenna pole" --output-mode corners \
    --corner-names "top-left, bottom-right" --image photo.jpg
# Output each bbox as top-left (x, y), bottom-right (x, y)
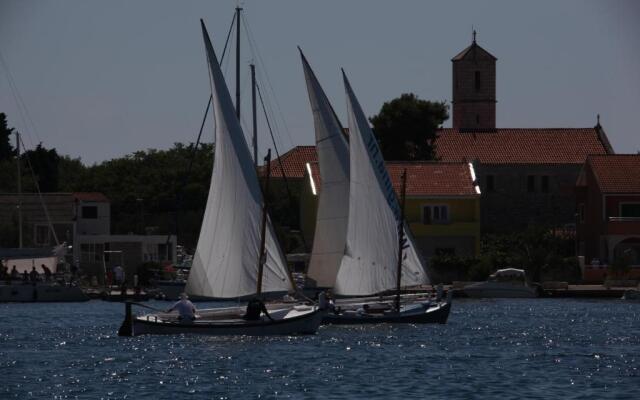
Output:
top-left (16, 131), bottom-right (22, 248)
top-left (256, 149), bottom-right (271, 297)
top-left (251, 63), bottom-right (257, 168)
top-left (395, 169), bottom-right (407, 312)
top-left (235, 6), bottom-right (242, 119)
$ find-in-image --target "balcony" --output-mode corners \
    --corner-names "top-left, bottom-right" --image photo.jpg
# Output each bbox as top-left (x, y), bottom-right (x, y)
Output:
top-left (606, 217), bottom-right (640, 235)
top-left (609, 217), bottom-right (640, 222)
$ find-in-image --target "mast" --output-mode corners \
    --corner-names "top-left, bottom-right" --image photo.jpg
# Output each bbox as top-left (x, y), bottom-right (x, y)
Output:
top-left (395, 168), bottom-right (407, 312)
top-left (256, 148), bottom-right (271, 297)
top-left (235, 6), bottom-right (242, 119)
top-left (251, 63), bottom-right (257, 168)
top-left (16, 131), bottom-right (22, 248)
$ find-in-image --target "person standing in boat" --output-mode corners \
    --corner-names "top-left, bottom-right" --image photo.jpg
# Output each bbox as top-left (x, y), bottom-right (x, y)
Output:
top-left (11, 265), bottom-right (19, 281)
top-left (29, 266), bottom-right (39, 283)
top-left (41, 264), bottom-right (52, 282)
top-left (166, 293), bottom-right (197, 322)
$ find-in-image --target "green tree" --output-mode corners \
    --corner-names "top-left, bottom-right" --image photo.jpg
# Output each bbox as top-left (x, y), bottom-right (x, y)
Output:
top-left (369, 93), bottom-right (448, 160)
top-left (0, 113), bottom-right (16, 161)
top-left (22, 144), bottom-right (60, 192)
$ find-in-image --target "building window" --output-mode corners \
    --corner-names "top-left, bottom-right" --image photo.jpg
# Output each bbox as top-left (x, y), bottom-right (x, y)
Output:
top-left (82, 206), bottom-right (98, 219)
top-left (620, 203), bottom-right (640, 218)
top-left (474, 70), bottom-right (481, 92)
top-left (423, 205), bottom-right (450, 224)
top-left (486, 175), bottom-right (495, 192)
top-left (527, 176), bottom-right (536, 193)
top-left (578, 203), bottom-right (585, 223)
top-left (541, 175), bottom-right (550, 193)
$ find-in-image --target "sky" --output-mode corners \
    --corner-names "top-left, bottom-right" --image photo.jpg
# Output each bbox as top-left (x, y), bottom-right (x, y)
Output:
top-left (0, 0), bottom-right (639, 164)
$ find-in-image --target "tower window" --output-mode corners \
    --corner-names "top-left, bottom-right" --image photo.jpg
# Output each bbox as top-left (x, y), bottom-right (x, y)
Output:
top-left (475, 70), bottom-right (481, 92)
top-left (486, 175), bottom-right (495, 192)
top-left (541, 175), bottom-right (550, 193)
top-left (527, 176), bottom-right (536, 193)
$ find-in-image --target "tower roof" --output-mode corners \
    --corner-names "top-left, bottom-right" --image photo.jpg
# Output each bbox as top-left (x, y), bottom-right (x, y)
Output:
top-left (452, 40), bottom-right (497, 62)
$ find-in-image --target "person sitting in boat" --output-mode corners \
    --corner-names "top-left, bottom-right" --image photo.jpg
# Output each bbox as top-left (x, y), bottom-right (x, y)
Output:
top-left (243, 297), bottom-right (274, 321)
top-left (166, 293), bottom-right (197, 322)
top-left (11, 266), bottom-right (19, 281)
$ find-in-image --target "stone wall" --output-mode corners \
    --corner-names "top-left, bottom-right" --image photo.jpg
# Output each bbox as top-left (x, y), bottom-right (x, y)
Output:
top-left (475, 163), bottom-right (582, 232)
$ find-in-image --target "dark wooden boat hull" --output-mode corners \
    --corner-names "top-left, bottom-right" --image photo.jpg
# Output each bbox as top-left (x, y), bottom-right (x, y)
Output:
top-left (119, 304), bottom-right (324, 336)
top-left (323, 300), bottom-right (451, 325)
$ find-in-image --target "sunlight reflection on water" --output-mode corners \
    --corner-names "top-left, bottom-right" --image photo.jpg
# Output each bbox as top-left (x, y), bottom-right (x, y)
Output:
top-left (0, 299), bottom-right (638, 399)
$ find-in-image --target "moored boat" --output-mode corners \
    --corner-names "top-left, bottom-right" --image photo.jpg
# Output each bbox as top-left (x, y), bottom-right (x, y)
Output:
top-left (464, 268), bottom-right (540, 298)
top-left (0, 281), bottom-right (87, 302)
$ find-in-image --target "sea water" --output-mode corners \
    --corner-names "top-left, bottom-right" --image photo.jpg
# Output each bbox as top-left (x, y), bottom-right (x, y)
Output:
top-left (0, 299), bottom-right (638, 399)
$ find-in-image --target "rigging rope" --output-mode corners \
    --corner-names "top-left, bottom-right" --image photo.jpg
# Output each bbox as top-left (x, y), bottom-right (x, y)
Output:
top-left (256, 82), bottom-right (308, 252)
top-left (0, 49), bottom-right (41, 150)
top-left (18, 135), bottom-right (60, 246)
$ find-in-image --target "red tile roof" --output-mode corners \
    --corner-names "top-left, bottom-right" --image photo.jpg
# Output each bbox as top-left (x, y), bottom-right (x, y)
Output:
top-left (435, 128), bottom-right (611, 164)
top-left (72, 192), bottom-right (109, 202)
top-left (261, 146), bottom-right (317, 178)
top-left (306, 161), bottom-right (479, 197)
top-left (265, 127), bottom-right (611, 179)
top-left (586, 155), bottom-right (640, 193)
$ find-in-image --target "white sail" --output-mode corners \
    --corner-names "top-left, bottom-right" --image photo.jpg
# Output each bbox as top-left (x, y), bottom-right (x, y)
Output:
top-left (299, 50), bottom-right (350, 289)
top-left (186, 21), bottom-right (291, 299)
top-left (335, 71), bottom-right (429, 296)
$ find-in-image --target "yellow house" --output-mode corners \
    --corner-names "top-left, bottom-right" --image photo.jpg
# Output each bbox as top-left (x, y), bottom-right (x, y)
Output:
top-left (301, 161), bottom-right (481, 259)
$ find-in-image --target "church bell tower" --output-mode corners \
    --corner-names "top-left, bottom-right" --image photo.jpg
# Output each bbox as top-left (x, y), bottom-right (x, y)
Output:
top-left (451, 31), bottom-right (497, 131)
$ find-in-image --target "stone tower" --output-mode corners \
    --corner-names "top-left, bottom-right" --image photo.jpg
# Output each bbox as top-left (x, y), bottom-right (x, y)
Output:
top-left (451, 32), bottom-right (497, 131)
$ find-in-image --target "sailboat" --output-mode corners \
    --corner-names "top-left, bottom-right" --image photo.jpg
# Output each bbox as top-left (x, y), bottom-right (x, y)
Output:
top-left (118, 20), bottom-right (323, 336)
top-left (299, 56), bottom-right (450, 323)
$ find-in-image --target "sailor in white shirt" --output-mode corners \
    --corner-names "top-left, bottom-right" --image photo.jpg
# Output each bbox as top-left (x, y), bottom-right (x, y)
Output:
top-left (166, 293), bottom-right (197, 322)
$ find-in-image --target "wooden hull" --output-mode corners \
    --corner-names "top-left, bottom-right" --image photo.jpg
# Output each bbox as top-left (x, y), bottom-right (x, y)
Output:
top-left (324, 300), bottom-right (451, 325)
top-left (121, 304), bottom-right (324, 336)
top-left (0, 283), bottom-right (88, 302)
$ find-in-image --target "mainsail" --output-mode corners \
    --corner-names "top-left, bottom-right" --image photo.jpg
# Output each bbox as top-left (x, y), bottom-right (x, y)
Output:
top-left (186, 21), bottom-right (291, 299)
top-left (299, 50), bottom-right (350, 289)
top-left (335, 71), bottom-right (429, 296)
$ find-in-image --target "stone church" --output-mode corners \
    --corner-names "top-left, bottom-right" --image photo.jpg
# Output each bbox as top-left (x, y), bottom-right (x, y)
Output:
top-left (263, 34), bottom-right (615, 235)
top-left (433, 34), bottom-right (614, 233)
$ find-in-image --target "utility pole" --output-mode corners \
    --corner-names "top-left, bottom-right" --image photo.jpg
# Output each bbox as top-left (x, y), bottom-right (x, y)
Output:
top-left (16, 132), bottom-right (22, 248)
top-left (235, 6), bottom-right (242, 119)
top-left (251, 63), bottom-right (257, 168)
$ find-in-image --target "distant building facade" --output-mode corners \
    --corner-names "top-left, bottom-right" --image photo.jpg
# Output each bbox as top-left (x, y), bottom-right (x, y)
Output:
top-left (265, 36), bottom-right (615, 235)
top-left (0, 192), bottom-right (176, 280)
top-left (437, 37), bottom-right (613, 232)
top-left (301, 161), bottom-right (481, 259)
top-left (576, 155), bottom-right (640, 267)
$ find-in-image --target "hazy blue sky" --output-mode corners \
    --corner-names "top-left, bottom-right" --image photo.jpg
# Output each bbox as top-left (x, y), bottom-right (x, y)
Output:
top-left (0, 0), bottom-right (638, 164)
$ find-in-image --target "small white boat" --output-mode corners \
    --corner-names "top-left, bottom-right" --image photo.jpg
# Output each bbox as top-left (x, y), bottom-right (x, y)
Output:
top-left (464, 268), bottom-right (540, 298)
top-left (119, 20), bottom-right (322, 336)
top-left (299, 54), bottom-right (451, 324)
top-left (0, 281), bottom-right (88, 302)
top-left (325, 291), bottom-right (452, 324)
top-left (121, 302), bottom-right (323, 336)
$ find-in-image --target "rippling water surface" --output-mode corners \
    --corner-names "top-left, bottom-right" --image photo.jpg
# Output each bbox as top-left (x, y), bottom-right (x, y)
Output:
top-left (1, 299), bottom-right (638, 399)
